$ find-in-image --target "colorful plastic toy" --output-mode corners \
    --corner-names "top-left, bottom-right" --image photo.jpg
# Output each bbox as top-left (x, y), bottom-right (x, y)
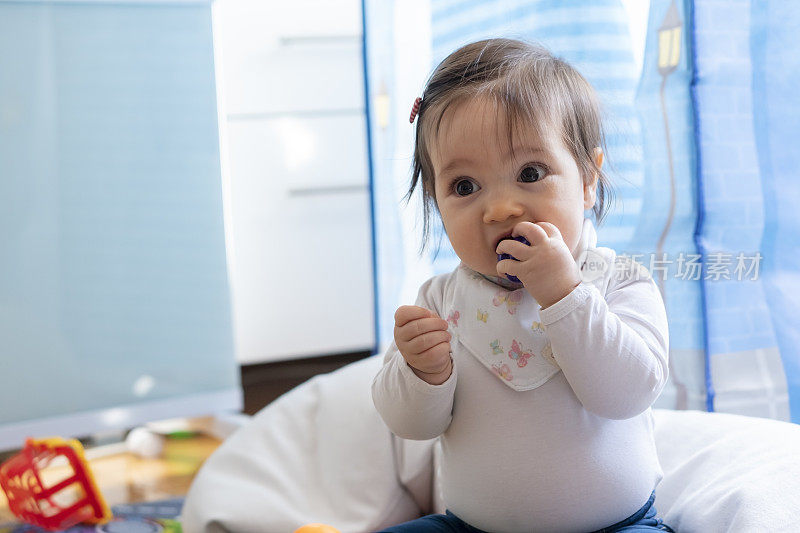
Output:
top-left (293, 524), bottom-right (341, 533)
top-left (497, 235), bottom-right (531, 283)
top-left (0, 437), bottom-right (112, 531)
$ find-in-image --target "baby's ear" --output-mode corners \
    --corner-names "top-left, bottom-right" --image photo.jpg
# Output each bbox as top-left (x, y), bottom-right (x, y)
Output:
top-left (584, 184), bottom-right (597, 210)
top-left (584, 147), bottom-right (602, 210)
top-left (592, 147), bottom-right (604, 170)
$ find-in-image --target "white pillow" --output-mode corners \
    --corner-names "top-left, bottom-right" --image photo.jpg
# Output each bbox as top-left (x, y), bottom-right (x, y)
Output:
top-left (181, 355), bottom-right (429, 533)
top-left (652, 408), bottom-right (800, 532)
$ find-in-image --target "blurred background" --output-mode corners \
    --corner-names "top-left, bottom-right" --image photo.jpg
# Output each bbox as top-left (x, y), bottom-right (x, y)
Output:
top-left (1, 0), bottom-right (798, 454)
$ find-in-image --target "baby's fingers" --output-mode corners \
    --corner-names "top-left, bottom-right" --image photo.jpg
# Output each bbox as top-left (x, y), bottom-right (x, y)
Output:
top-left (405, 329), bottom-right (451, 355)
top-left (395, 305), bottom-right (435, 327)
top-left (405, 341), bottom-right (452, 375)
top-left (395, 316), bottom-right (449, 343)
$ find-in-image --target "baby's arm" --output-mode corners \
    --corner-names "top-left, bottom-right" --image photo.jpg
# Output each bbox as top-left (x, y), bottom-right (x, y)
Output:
top-left (539, 256), bottom-right (669, 420)
top-left (371, 277), bottom-right (457, 440)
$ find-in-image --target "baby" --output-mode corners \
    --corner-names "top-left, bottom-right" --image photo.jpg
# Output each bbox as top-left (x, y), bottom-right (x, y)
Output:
top-left (372, 39), bottom-right (675, 533)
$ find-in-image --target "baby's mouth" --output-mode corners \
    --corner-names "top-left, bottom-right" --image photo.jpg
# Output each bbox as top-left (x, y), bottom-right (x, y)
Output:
top-left (494, 232), bottom-right (514, 250)
top-left (495, 234), bottom-right (532, 258)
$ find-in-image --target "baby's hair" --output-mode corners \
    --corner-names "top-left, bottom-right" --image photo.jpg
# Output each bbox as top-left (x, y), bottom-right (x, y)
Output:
top-left (405, 38), bottom-right (615, 254)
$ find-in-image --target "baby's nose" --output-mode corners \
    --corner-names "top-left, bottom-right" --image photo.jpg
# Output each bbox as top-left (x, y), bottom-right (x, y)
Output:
top-left (483, 193), bottom-right (525, 223)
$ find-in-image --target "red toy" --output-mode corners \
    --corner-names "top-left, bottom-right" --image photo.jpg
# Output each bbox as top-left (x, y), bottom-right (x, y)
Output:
top-left (0, 437), bottom-right (112, 531)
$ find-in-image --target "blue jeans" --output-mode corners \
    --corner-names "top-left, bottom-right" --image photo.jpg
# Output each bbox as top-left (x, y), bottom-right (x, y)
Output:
top-left (377, 490), bottom-right (676, 532)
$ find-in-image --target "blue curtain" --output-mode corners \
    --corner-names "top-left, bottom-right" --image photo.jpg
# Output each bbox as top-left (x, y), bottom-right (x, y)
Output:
top-left (636, 0), bottom-right (707, 415)
top-left (637, 0), bottom-right (798, 422)
top-left (750, 0), bottom-right (800, 422)
top-left (363, 0), bottom-right (402, 356)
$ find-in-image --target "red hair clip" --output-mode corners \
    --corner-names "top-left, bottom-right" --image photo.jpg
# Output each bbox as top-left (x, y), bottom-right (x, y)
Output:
top-left (409, 97), bottom-right (422, 123)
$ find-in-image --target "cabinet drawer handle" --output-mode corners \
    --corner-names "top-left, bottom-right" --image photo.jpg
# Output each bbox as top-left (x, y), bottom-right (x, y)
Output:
top-left (279, 35), bottom-right (361, 47)
top-left (287, 184), bottom-right (365, 197)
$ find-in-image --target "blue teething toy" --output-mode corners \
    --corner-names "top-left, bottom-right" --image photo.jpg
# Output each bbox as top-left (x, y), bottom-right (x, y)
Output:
top-left (497, 235), bottom-right (530, 283)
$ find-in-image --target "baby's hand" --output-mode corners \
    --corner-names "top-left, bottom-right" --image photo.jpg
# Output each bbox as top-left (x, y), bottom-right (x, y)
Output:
top-left (496, 221), bottom-right (582, 309)
top-left (394, 305), bottom-right (452, 385)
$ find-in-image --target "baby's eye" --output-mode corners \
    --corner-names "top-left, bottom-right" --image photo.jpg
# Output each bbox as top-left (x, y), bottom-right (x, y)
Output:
top-left (453, 178), bottom-right (479, 196)
top-left (520, 164), bottom-right (547, 183)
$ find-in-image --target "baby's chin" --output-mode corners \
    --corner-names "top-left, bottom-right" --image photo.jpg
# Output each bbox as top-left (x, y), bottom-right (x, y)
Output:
top-left (468, 263), bottom-right (525, 290)
top-left (482, 273), bottom-right (525, 290)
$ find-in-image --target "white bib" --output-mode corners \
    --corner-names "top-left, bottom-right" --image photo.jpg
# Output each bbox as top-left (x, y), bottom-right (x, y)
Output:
top-left (443, 217), bottom-right (600, 392)
top-left (445, 266), bottom-right (561, 391)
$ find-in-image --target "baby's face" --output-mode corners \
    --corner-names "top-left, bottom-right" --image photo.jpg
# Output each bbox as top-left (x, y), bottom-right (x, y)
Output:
top-left (431, 97), bottom-right (599, 280)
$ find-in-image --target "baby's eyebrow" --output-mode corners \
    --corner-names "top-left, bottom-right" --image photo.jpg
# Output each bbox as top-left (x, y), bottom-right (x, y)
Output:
top-left (439, 157), bottom-right (474, 175)
top-left (507, 146), bottom-right (549, 158)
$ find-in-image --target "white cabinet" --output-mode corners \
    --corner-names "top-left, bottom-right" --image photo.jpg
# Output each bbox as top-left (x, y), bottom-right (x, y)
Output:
top-left (214, 0), bottom-right (375, 364)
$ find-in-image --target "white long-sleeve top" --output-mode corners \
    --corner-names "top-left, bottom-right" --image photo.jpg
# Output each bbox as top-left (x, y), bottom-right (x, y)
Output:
top-left (372, 244), bottom-right (670, 533)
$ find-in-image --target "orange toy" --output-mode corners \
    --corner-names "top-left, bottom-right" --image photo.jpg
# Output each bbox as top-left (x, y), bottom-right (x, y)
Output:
top-left (0, 437), bottom-right (112, 531)
top-left (294, 524), bottom-right (341, 533)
